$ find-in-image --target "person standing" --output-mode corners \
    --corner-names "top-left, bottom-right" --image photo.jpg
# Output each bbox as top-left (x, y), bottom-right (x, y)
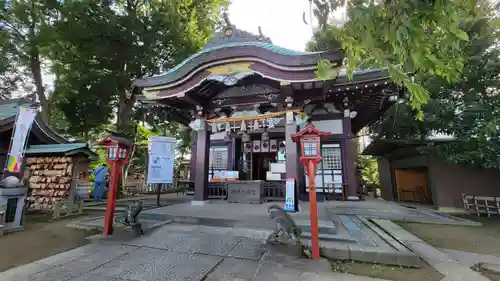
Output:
top-left (93, 163), bottom-right (108, 201)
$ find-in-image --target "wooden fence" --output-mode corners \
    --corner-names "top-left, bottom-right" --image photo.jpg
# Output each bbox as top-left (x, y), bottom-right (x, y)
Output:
top-left (123, 178), bottom-right (190, 196)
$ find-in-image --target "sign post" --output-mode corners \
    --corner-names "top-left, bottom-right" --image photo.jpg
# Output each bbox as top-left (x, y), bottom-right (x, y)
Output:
top-left (284, 178), bottom-right (297, 212)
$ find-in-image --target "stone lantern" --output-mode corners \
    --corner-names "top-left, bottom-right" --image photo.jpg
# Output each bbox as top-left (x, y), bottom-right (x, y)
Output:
top-left (0, 176), bottom-right (27, 234)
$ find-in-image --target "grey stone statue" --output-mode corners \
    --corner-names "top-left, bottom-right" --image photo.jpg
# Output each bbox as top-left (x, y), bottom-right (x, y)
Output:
top-left (119, 200), bottom-right (144, 235)
top-left (268, 205), bottom-right (302, 244)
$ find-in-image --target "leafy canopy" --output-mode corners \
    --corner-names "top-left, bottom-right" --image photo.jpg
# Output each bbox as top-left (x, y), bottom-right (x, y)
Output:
top-left (313, 0), bottom-right (485, 119)
top-left (370, 13), bottom-right (500, 169)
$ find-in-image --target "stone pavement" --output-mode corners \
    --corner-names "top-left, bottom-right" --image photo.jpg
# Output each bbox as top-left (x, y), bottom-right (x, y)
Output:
top-left (375, 220), bottom-right (492, 281)
top-left (0, 223), bottom-right (391, 281)
top-left (324, 199), bottom-right (479, 226)
top-left (440, 248), bottom-right (500, 275)
top-left (141, 199), bottom-right (478, 228)
top-left (64, 198), bottom-right (493, 281)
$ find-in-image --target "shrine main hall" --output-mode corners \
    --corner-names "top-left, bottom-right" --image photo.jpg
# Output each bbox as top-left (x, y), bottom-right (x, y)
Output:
top-left (135, 20), bottom-right (402, 204)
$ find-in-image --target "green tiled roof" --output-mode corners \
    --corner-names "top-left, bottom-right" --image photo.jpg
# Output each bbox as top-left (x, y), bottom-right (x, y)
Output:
top-left (26, 143), bottom-right (98, 159)
top-left (0, 101), bottom-right (22, 121)
top-left (160, 42), bottom-right (319, 77)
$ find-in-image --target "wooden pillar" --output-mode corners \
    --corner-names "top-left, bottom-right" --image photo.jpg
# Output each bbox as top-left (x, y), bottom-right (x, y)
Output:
top-left (190, 132), bottom-right (197, 181)
top-left (285, 112), bottom-right (299, 184)
top-left (342, 117), bottom-right (358, 200)
top-left (227, 139), bottom-right (234, 171)
top-left (193, 122), bottom-right (210, 204)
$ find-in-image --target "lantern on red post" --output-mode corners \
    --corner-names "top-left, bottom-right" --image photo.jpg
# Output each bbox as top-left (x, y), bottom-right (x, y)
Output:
top-left (291, 120), bottom-right (330, 260)
top-left (95, 131), bottom-right (133, 236)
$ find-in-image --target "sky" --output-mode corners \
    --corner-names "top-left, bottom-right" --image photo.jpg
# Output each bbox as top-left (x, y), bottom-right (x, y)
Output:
top-left (227, 0), bottom-right (315, 51)
top-left (42, 0), bottom-right (314, 89)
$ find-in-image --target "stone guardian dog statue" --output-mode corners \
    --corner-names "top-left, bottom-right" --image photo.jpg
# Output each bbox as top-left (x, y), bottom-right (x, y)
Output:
top-left (118, 200), bottom-right (144, 236)
top-left (268, 204), bottom-right (302, 244)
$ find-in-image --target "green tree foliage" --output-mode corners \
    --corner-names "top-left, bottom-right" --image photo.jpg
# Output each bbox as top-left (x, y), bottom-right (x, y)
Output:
top-left (311, 0), bottom-right (495, 118)
top-left (48, 0), bottom-right (227, 134)
top-left (130, 105), bottom-right (192, 177)
top-left (371, 14), bottom-right (500, 169)
top-left (357, 154), bottom-right (379, 186)
top-left (0, 0), bottom-right (60, 120)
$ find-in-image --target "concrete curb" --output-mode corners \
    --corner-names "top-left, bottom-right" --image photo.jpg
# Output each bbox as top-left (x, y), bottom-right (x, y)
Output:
top-left (300, 238), bottom-right (424, 268)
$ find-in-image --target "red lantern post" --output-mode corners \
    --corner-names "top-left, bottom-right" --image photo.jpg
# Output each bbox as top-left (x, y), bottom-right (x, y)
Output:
top-left (291, 121), bottom-right (330, 260)
top-left (96, 131), bottom-right (133, 237)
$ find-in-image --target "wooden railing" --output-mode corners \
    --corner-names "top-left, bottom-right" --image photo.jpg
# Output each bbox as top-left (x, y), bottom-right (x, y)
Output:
top-left (123, 178), bottom-right (189, 196)
top-left (206, 181), bottom-right (286, 201)
top-left (263, 181), bottom-right (286, 201)
top-left (122, 179), bottom-right (287, 201)
top-left (462, 193), bottom-right (500, 217)
top-left (208, 182), bottom-right (227, 199)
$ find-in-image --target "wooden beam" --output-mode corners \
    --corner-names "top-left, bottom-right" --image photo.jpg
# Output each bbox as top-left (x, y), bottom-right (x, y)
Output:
top-left (182, 92), bottom-right (209, 106)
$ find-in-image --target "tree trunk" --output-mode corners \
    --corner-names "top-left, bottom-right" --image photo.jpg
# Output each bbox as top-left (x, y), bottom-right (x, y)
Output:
top-left (28, 3), bottom-right (48, 123)
top-left (116, 89), bottom-right (135, 134)
top-left (83, 130), bottom-right (89, 142)
top-left (29, 54), bottom-right (48, 123)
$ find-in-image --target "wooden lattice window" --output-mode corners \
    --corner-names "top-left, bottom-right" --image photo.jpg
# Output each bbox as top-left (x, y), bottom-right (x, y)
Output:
top-left (209, 146), bottom-right (228, 170)
top-left (322, 144), bottom-right (342, 170)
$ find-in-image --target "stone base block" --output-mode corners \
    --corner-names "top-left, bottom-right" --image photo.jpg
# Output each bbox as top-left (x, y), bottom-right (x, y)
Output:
top-left (191, 200), bottom-right (210, 206)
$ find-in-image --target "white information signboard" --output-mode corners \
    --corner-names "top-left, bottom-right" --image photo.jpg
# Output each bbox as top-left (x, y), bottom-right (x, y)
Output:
top-left (284, 178), bottom-right (296, 212)
top-left (147, 136), bottom-right (176, 184)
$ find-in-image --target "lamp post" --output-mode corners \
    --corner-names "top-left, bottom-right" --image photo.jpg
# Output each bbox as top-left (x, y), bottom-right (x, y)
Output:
top-left (96, 131), bottom-right (133, 237)
top-left (291, 120), bottom-right (330, 260)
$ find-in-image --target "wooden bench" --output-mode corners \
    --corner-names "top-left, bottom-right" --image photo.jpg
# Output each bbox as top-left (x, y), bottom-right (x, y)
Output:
top-left (462, 193), bottom-right (500, 217)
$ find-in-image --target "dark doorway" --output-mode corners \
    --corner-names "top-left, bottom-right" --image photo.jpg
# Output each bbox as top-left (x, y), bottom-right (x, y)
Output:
top-left (252, 152), bottom-right (276, 180)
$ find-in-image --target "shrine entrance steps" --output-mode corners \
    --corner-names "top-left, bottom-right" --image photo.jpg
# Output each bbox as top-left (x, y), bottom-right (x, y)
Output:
top-left (137, 201), bottom-right (435, 267)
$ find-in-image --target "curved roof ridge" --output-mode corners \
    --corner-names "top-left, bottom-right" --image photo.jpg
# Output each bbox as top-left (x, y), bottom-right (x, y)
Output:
top-left (151, 42), bottom-right (336, 79)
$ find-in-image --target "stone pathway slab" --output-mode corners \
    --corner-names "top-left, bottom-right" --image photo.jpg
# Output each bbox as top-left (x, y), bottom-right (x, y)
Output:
top-left (440, 248), bottom-right (500, 267)
top-left (204, 258), bottom-right (260, 281)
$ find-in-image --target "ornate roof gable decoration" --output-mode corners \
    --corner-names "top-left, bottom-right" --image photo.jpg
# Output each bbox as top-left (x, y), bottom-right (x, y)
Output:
top-left (205, 62), bottom-right (255, 86)
top-left (203, 13), bottom-right (272, 50)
